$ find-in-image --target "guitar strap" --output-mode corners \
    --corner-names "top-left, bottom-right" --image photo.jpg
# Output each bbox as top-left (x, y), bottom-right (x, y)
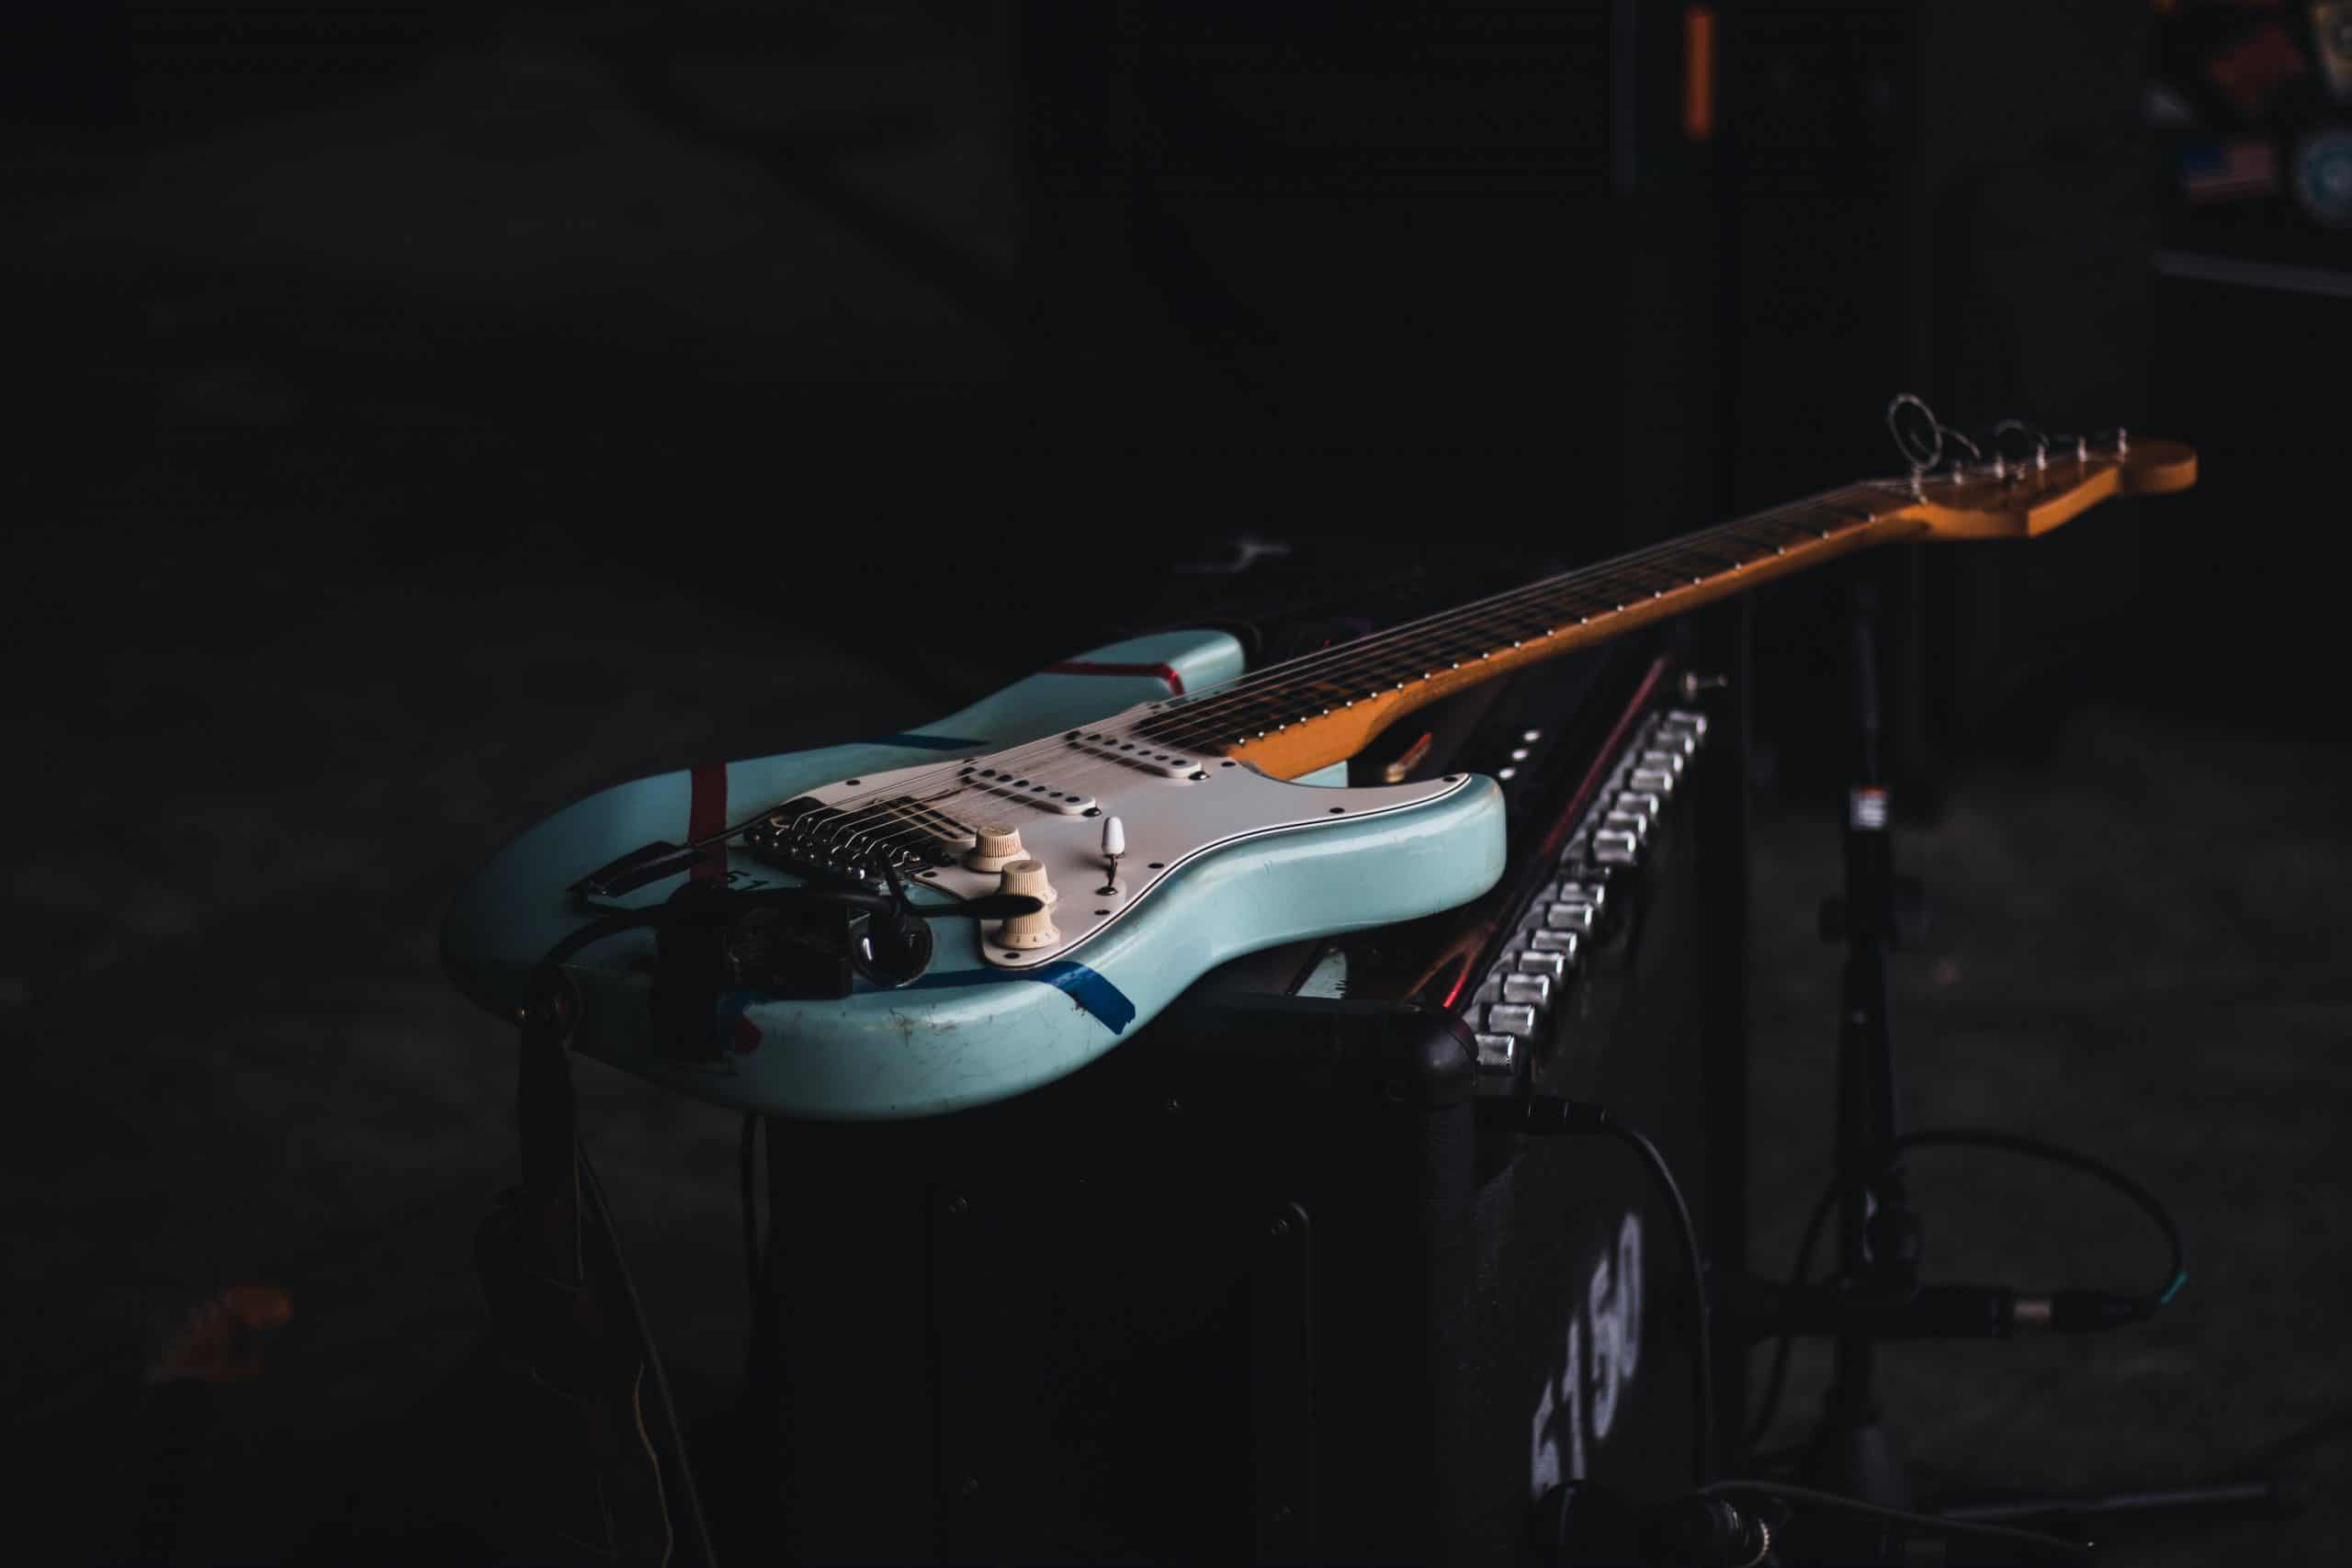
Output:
top-left (473, 967), bottom-right (714, 1566)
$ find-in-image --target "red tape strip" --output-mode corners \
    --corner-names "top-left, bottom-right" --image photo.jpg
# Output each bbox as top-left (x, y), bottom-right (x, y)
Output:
top-left (1044, 660), bottom-right (1186, 694)
top-left (689, 763), bottom-right (727, 882)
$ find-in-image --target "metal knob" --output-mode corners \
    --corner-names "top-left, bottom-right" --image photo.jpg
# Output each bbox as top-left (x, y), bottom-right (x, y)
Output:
top-left (1501, 973), bottom-right (1552, 1008)
top-left (1613, 792), bottom-right (1661, 823)
top-left (1473, 1032), bottom-right (1520, 1077)
top-left (1516, 951), bottom-right (1567, 980)
top-left (1486, 1003), bottom-right (1538, 1037)
top-left (1530, 930), bottom-right (1580, 961)
top-left (1592, 829), bottom-right (1639, 865)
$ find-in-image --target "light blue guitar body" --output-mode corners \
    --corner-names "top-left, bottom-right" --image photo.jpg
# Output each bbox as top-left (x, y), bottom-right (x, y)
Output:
top-left (441, 629), bottom-right (1506, 1121)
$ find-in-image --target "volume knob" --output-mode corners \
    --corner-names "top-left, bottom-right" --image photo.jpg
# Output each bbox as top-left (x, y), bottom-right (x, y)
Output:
top-left (966, 822), bottom-right (1026, 874)
top-left (998, 857), bottom-right (1057, 907)
top-left (996, 863), bottom-right (1062, 951)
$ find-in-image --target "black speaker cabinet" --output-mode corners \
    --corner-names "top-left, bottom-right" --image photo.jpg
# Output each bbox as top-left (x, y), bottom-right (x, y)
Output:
top-left (744, 653), bottom-right (1737, 1565)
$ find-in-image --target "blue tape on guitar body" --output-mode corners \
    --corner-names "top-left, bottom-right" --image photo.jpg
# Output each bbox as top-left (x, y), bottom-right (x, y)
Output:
top-left (899, 960), bottom-right (1137, 1033)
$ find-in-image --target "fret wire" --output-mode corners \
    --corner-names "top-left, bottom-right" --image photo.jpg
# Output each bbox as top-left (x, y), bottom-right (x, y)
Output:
top-left (1136, 501), bottom-right (1892, 749)
top-left (1147, 519), bottom-right (1825, 743)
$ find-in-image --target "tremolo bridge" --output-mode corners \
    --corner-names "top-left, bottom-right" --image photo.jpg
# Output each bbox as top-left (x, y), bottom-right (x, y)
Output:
top-left (743, 794), bottom-right (978, 882)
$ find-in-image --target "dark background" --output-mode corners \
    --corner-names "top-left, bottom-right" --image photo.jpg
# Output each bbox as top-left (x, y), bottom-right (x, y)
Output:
top-left (4, 1), bottom-right (2346, 1562)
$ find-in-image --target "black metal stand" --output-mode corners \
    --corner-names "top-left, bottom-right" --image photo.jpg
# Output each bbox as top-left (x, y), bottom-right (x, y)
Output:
top-left (1765, 575), bottom-right (2288, 1562)
top-left (1792, 578), bottom-right (1920, 1535)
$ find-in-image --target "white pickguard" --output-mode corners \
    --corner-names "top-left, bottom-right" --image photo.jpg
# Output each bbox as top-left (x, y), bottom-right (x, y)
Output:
top-left (801, 755), bottom-right (1475, 970)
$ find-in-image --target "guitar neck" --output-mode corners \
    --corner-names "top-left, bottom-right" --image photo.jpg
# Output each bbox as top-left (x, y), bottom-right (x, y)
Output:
top-left (1186, 483), bottom-right (1927, 779)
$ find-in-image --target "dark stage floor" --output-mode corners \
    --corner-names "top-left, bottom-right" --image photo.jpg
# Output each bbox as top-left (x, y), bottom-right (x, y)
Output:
top-left (6, 25), bottom-right (2346, 1564)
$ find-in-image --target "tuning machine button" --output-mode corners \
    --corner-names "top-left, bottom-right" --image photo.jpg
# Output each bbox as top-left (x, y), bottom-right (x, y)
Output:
top-left (1627, 767), bottom-right (1676, 796)
top-left (966, 822), bottom-right (1028, 874)
top-left (1515, 950), bottom-right (1567, 981)
top-left (1637, 749), bottom-right (1685, 779)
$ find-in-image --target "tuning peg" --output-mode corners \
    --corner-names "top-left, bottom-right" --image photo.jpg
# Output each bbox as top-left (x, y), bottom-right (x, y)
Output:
top-left (1991, 419), bottom-right (2050, 472)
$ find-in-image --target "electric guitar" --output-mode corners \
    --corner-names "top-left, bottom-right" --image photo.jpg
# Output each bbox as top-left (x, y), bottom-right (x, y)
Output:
top-left (442, 420), bottom-right (2196, 1122)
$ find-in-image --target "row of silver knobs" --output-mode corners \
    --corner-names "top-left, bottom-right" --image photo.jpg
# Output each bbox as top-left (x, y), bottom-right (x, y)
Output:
top-left (1470, 705), bottom-right (1711, 1079)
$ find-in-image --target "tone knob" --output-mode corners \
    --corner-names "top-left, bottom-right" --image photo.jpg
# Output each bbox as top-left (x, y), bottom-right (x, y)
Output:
top-left (998, 857), bottom-right (1057, 907)
top-left (995, 885), bottom-right (1061, 951)
top-left (965, 822), bottom-right (1027, 874)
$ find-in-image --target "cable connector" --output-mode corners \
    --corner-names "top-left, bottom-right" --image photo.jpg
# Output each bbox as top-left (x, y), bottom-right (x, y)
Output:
top-left (2015, 1289), bottom-right (2157, 1333)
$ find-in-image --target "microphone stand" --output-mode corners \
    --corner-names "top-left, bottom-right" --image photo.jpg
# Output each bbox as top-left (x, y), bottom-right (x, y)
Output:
top-left (1736, 572), bottom-right (2287, 1562)
top-left (1794, 575), bottom-right (1919, 1534)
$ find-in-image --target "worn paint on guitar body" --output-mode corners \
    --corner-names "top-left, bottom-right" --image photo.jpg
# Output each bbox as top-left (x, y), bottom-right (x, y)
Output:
top-left (442, 630), bottom-right (1507, 1122)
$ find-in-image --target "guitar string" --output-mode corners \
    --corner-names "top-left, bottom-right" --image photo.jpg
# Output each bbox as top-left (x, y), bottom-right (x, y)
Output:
top-left (778, 487), bottom-right (1903, 864)
top-left (786, 457), bottom-right (2097, 865)
top-left (786, 484), bottom-right (1914, 863)
top-left (800, 489), bottom-right (1912, 868)
top-left (780, 491), bottom-right (1879, 854)
top-left (1136, 496), bottom-right (1881, 751)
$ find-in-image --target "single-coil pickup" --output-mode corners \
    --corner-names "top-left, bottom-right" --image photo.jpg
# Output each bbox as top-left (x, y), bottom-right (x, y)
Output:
top-left (1064, 729), bottom-right (1202, 780)
top-left (956, 764), bottom-right (1097, 816)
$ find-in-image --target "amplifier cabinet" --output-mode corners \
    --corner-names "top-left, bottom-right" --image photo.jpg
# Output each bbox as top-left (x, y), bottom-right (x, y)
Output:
top-left (749, 646), bottom-right (1732, 1564)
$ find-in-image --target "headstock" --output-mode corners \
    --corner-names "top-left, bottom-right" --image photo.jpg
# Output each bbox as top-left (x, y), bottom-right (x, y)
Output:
top-left (1880, 395), bottom-right (2199, 541)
